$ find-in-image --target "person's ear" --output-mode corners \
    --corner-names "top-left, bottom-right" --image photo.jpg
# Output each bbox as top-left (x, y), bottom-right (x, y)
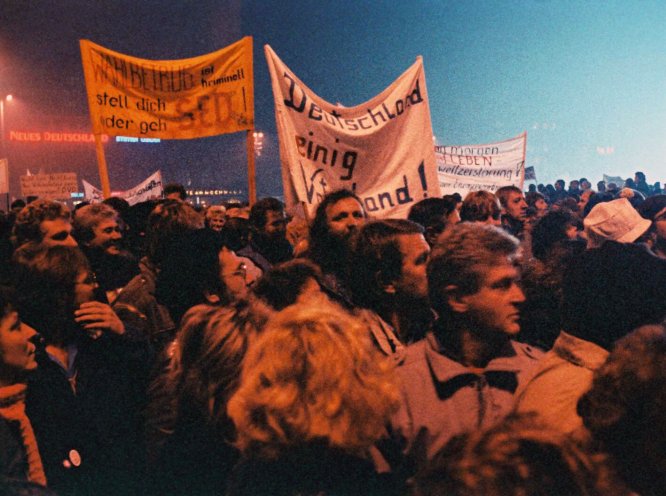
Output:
top-left (424, 226), bottom-right (439, 247)
top-left (445, 284), bottom-right (468, 314)
top-left (203, 291), bottom-right (220, 304)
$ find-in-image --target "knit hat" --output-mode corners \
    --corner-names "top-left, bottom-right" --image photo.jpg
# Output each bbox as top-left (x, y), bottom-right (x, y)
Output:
top-left (584, 198), bottom-right (651, 248)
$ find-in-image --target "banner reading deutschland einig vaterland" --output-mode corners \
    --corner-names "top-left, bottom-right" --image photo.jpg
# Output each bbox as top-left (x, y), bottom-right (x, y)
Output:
top-left (436, 132), bottom-right (527, 195)
top-left (80, 37), bottom-right (253, 139)
top-left (265, 46), bottom-right (440, 219)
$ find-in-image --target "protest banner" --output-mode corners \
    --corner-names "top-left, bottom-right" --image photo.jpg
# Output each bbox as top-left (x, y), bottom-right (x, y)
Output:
top-left (83, 170), bottom-right (163, 205)
top-left (265, 45), bottom-right (440, 219)
top-left (82, 179), bottom-right (103, 203)
top-left (80, 37), bottom-right (253, 139)
top-left (603, 174), bottom-right (625, 188)
top-left (524, 166), bottom-right (536, 181)
top-left (436, 132), bottom-right (527, 195)
top-left (20, 173), bottom-right (78, 200)
top-left (80, 37), bottom-right (254, 199)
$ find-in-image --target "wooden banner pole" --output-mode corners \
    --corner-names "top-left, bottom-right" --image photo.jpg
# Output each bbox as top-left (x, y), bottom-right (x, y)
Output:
top-left (94, 134), bottom-right (111, 199)
top-left (246, 130), bottom-right (257, 206)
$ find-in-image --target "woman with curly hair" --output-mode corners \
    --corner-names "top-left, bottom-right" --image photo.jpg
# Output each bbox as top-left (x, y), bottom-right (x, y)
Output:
top-left (145, 301), bottom-right (267, 495)
top-left (413, 414), bottom-right (628, 496)
top-left (578, 324), bottom-right (666, 495)
top-left (227, 300), bottom-right (400, 495)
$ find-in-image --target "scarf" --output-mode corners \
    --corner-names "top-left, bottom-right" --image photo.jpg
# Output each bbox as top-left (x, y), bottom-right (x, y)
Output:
top-left (0, 383), bottom-right (47, 485)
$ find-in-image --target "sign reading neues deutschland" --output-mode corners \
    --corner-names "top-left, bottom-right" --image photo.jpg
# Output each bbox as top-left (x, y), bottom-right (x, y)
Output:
top-left (265, 46), bottom-right (440, 219)
top-left (80, 37), bottom-right (254, 139)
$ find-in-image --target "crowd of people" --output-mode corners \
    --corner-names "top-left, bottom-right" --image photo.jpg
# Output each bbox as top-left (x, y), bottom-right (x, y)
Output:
top-left (0, 173), bottom-right (665, 495)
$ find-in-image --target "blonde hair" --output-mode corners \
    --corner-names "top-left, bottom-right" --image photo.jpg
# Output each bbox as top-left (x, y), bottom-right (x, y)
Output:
top-left (169, 301), bottom-right (268, 426)
top-left (227, 301), bottom-right (399, 459)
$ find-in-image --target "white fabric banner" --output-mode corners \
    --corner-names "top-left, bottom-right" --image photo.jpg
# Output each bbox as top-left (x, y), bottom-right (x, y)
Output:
top-left (83, 170), bottom-right (163, 205)
top-left (0, 159), bottom-right (8, 195)
top-left (602, 174), bottom-right (625, 188)
top-left (82, 179), bottom-right (104, 203)
top-left (436, 132), bottom-right (527, 195)
top-left (265, 45), bottom-right (440, 219)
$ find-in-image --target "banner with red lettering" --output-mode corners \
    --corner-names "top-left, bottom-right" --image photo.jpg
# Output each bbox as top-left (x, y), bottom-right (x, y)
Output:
top-left (436, 132), bottom-right (527, 195)
top-left (265, 45), bottom-right (440, 218)
top-left (80, 37), bottom-right (253, 139)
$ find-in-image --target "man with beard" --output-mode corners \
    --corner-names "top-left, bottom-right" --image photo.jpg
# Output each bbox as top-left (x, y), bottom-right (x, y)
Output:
top-left (305, 189), bottom-right (367, 303)
top-left (237, 197), bottom-right (292, 274)
top-left (349, 219), bottom-right (432, 357)
top-left (72, 204), bottom-right (139, 304)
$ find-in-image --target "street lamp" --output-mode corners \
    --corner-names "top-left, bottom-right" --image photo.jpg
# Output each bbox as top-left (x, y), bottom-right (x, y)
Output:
top-left (0, 94), bottom-right (12, 158)
top-left (253, 131), bottom-right (264, 157)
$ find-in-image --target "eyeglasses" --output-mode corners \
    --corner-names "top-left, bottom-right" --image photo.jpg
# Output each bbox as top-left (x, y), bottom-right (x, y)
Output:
top-left (222, 263), bottom-right (247, 280)
top-left (76, 272), bottom-right (98, 286)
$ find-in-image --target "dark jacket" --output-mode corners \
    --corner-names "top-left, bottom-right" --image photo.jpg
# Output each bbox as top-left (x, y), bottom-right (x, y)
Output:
top-left (26, 328), bottom-right (152, 496)
top-left (227, 445), bottom-right (400, 496)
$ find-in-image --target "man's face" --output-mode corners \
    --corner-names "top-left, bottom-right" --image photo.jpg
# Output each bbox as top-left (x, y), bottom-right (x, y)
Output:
top-left (569, 180), bottom-right (579, 190)
top-left (503, 192), bottom-right (528, 221)
top-left (325, 197), bottom-right (365, 239)
top-left (459, 258), bottom-right (525, 336)
top-left (577, 190), bottom-right (594, 212)
top-left (74, 270), bottom-right (97, 308)
top-left (393, 233), bottom-right (430, 299)
top-left (40, 218), bottom-right (77, 247)
top-left (89, 218), bottom-right (122, 255)
top-left (0, 309), bottom-right (38, 378)
top-left (534, 198), bottom-right (549, 215)
top-left (262, 209), bottom-right (288, 239)
top-left (555, 181), bottom-right (564, 191)
top-left (206, 209), bottom-right (226, 231)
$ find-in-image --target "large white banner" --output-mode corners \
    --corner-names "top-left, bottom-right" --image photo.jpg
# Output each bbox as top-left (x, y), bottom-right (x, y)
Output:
top-left (83, 170), bottom-right (163, 205)
top-left (265, 46), bottom-right (440, 219)
top-left (436, 132), bottom-right (527, 195)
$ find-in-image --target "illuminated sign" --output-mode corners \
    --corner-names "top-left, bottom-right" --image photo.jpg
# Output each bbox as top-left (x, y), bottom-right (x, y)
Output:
top-left (116, 136), bottom-right (161, 143)
top-left (186, 189), bottom-right (244, 196)
top-left (9, 131), bottom-right (109, 143)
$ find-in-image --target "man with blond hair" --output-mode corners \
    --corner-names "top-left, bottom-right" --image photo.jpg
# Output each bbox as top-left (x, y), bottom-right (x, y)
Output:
top-left (390, 223), bottom-right (541, 472)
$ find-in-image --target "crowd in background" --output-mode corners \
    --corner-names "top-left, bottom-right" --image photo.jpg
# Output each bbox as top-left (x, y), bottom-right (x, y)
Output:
top-left (0, 170), bottom-right (665, 496)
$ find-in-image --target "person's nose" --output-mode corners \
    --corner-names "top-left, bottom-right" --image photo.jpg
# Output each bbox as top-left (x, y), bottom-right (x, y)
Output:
top-left (347, 217), bottom-right (363, 230)
top-left (23, 322), bottom-right (38, 340)
top-left (511, 284), bottom-right (526, 304)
